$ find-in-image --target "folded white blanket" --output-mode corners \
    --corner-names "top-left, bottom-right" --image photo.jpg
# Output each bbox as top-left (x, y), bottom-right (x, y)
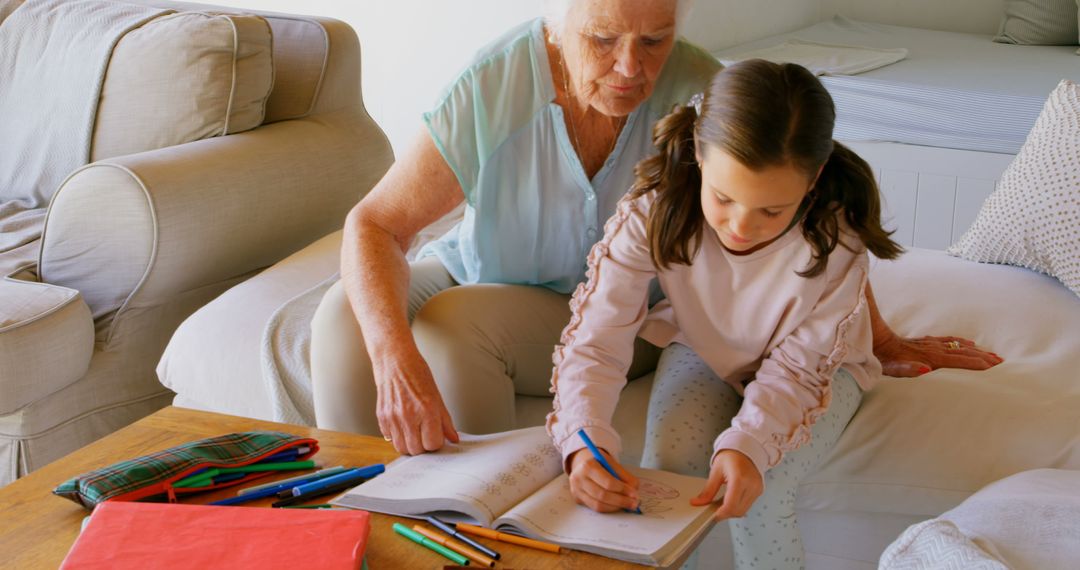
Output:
top-left (0, 0), bottom-right (170, 209)
top-left (881, 469), bottom-right (1080, 570)
top-left (879, 519), bottom-right (1008, 570)
top-left (717, 39), bottom-right (907, 76)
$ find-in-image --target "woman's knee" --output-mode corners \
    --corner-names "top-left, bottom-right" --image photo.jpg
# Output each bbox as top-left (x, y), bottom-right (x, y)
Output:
top-left (312, 280), bottom-right (360, 344)
top-left (310, 280), bottom-right (378, 432)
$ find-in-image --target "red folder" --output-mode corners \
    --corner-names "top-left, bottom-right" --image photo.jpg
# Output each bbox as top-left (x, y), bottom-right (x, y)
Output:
top-left (60, 502), bottom-right (371, 569)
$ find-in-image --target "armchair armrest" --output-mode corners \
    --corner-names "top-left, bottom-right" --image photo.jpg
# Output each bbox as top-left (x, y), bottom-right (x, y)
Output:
top-left (38, 110), bottom-right (392, 340)
top-left (0, 267), bottom-right (94, 414)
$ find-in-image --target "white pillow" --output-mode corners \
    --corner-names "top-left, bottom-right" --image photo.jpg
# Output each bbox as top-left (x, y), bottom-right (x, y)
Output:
top-left (948, 80), bottom-right (1080, 298)
top-left (993, 0), bottom-right (1079, 45)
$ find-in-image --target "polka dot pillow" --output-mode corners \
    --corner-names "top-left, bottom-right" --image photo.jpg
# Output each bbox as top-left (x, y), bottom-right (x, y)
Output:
top-left (948, 80), bottom-right (1080, 298)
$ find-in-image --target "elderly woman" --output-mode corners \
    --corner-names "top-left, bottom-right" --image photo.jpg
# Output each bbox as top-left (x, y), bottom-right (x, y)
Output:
top-left (311, 0), bottom-right (1000, 456)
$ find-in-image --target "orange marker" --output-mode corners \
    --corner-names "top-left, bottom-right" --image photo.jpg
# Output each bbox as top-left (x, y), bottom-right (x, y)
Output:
top-left (456, 523), bottom-right (561, 554)
top-left (413, 525), bottom-right (496, 568)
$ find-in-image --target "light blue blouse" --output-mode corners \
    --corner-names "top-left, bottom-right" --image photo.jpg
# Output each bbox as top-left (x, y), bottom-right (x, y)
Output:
top-left (419, 18), bottom-right (720, 294)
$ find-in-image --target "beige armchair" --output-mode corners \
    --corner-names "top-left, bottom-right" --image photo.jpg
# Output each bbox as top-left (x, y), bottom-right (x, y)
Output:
top-left (0, 0), bottom-right (393, 485)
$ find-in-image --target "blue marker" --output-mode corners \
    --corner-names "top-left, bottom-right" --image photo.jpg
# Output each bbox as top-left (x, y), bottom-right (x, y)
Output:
top-left (290, 464), bottom-right (385, 497)
top-left (577, 429), bottom-right (642, 514)
top-left (208, 469), bottom-right (346, 506)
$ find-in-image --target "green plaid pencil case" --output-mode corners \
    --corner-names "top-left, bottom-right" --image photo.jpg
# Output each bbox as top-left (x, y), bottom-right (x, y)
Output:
top-left (54, 431), bottom-right (318, 509)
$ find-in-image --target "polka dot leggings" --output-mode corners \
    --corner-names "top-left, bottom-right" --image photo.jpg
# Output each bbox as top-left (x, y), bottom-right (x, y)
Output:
top-left (641, 343), bottom-right (863, 570)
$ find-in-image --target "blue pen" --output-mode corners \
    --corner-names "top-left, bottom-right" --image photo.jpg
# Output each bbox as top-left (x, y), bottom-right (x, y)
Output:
top-left (208, 469), bottom-right (341, 506)
top-left (577, 428), bottom-right (642, 514)
top-left (290, 464), bottom-right (385, 497)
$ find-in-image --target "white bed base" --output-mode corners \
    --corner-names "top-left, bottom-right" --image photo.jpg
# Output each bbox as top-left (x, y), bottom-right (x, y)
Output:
top-left (844, 141), bottom-right (1015, 251)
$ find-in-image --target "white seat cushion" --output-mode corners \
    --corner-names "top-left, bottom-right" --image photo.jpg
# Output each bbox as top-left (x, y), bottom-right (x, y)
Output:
top-left (799, 249), bottom-right (1080, 517)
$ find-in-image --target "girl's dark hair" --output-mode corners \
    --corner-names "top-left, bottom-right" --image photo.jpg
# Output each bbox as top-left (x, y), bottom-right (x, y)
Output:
top-left (631, 59), bottom-right (902, 277)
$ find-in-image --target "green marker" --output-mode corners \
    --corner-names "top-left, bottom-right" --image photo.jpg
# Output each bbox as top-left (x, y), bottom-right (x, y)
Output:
top-left (173, 461), bottom-right (316, 489)
top-left (216, 460), bottom-right (316, 474)
top-left (393, 523), bottom-right (469, 565)
top-left (172, 469), bottom-right (221, 488)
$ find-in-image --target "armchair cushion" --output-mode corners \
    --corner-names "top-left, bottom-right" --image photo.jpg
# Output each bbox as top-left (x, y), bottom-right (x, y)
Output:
top-left (90, 10), bottom-right (274, 161)
top-left (0, 267), bottom-right (93, 415)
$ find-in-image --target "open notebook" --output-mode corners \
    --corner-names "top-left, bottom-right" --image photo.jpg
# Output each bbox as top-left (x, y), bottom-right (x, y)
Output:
top-left (331, 426), bottom-right (715, 567)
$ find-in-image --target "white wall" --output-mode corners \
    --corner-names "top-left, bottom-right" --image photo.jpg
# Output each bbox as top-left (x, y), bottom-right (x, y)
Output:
top-left (191, 0), bottom-right (1004, 157)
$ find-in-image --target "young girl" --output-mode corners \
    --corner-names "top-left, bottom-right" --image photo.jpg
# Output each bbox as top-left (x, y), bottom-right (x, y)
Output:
top-left (545, 59), bottom-right (902, 568)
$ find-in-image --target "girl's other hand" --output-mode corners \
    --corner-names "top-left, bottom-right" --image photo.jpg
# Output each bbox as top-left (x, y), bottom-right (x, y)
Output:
top-left (567, 448), bottom-right (641, 513)
top-left (691, 450), bottom-right (763, 520)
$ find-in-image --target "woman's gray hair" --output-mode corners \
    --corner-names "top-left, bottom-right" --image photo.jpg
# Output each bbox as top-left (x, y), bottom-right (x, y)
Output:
top-left (544, 0), bottom-right (695, 42)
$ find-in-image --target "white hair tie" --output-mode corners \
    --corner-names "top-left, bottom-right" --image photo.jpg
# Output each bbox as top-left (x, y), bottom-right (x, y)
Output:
top-left (688, 92), bottom-right (704, 115)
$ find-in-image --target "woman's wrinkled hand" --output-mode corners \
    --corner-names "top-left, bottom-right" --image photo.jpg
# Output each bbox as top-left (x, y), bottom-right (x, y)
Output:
top-left (567, 448), bottom-right (640, 513)
top-left (373, 349), bottom-right (459, 455)
top-left (874, 334), bottom-right (1003, 378)
top-left (690, 450), bottom-right (763, 521)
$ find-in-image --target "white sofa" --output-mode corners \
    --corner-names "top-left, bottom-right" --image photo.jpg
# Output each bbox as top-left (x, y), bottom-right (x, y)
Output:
top-left (160, 231), bottom-right (1080, 569)
top-left (0, 0), bottom-right (393, 486)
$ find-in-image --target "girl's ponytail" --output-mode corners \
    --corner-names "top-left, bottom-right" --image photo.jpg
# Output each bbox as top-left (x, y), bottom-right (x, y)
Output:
top-left (632, 103), bottom-right (704, 269)
top-left (799, 142), bottom-right (903, 277)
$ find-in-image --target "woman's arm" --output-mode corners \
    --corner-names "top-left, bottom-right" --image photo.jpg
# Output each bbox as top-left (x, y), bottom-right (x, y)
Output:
top-left (341, 128), bottom-right (464, 455)
top-left (866, 283), bottom-right (1003, 377)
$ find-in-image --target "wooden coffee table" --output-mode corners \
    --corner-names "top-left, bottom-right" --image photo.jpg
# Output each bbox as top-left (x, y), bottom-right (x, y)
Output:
top-left (0, 406), bottom-right (643, 569)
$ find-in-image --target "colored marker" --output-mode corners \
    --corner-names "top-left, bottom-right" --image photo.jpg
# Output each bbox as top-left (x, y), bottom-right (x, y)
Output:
top-left (173, 469), bottom-right (221, 488)
top-left (577, 428), bottom-right (642, 514)
top-left (394, 523), bottom-right (470, 565)
top-left (219, 460), bottom-right (316, 474)
top-left (259, 445), bottom-right (309, 464)
top-left (271, 474), bottom-right (374, 508)
top-left (456, 523), bottom-right (561, 554)
top-left (289, 464), bottom-right (384, 497)
top-left (425, 516), bottom-right (500, 560)
top-left (413, 525), bottom-right (495, 568)
top-left (173, 460), bottom-right (315, 489)
top-left (239, 466), bottom-right (349, 495)
top-left (208, 485), bottom-right (286, 506)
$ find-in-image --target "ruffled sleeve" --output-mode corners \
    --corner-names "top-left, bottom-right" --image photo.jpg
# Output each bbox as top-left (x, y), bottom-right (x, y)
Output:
top-left (712, 246), bottom-right (875, 478)
top-left (545, 192), bottom-right (659, 469)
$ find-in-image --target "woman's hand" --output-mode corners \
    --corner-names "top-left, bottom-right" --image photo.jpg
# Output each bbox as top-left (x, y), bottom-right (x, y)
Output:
top-left (567, 448), bottom-right (640, 513)
top-left (874, 334), bottom-right (1003, 378)
top-left (373, 348), bottom-right (459, 456)
top-left (690, 450), bottom-right (763, 520)
top-left (864, 282), bottom-right (1002, 378)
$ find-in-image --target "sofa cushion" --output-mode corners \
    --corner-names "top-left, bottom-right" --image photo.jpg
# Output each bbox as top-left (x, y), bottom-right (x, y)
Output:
top-left (90, 11), bottom-right (274, 161)
top-left (0, 267), bottom-right (94, 415)
top-left (800, 249), bottom-right (1080, 518)
top-left (993, 0), bottom-right (1079, 45)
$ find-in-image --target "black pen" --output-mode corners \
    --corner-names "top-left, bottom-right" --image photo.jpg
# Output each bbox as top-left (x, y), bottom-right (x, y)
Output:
top-left (426, 515), bottom-right (501, 560)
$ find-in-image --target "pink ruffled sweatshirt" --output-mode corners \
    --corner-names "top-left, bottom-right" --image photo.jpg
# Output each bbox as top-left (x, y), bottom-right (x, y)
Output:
top-left (546, 190), bottom-right (882, 478)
